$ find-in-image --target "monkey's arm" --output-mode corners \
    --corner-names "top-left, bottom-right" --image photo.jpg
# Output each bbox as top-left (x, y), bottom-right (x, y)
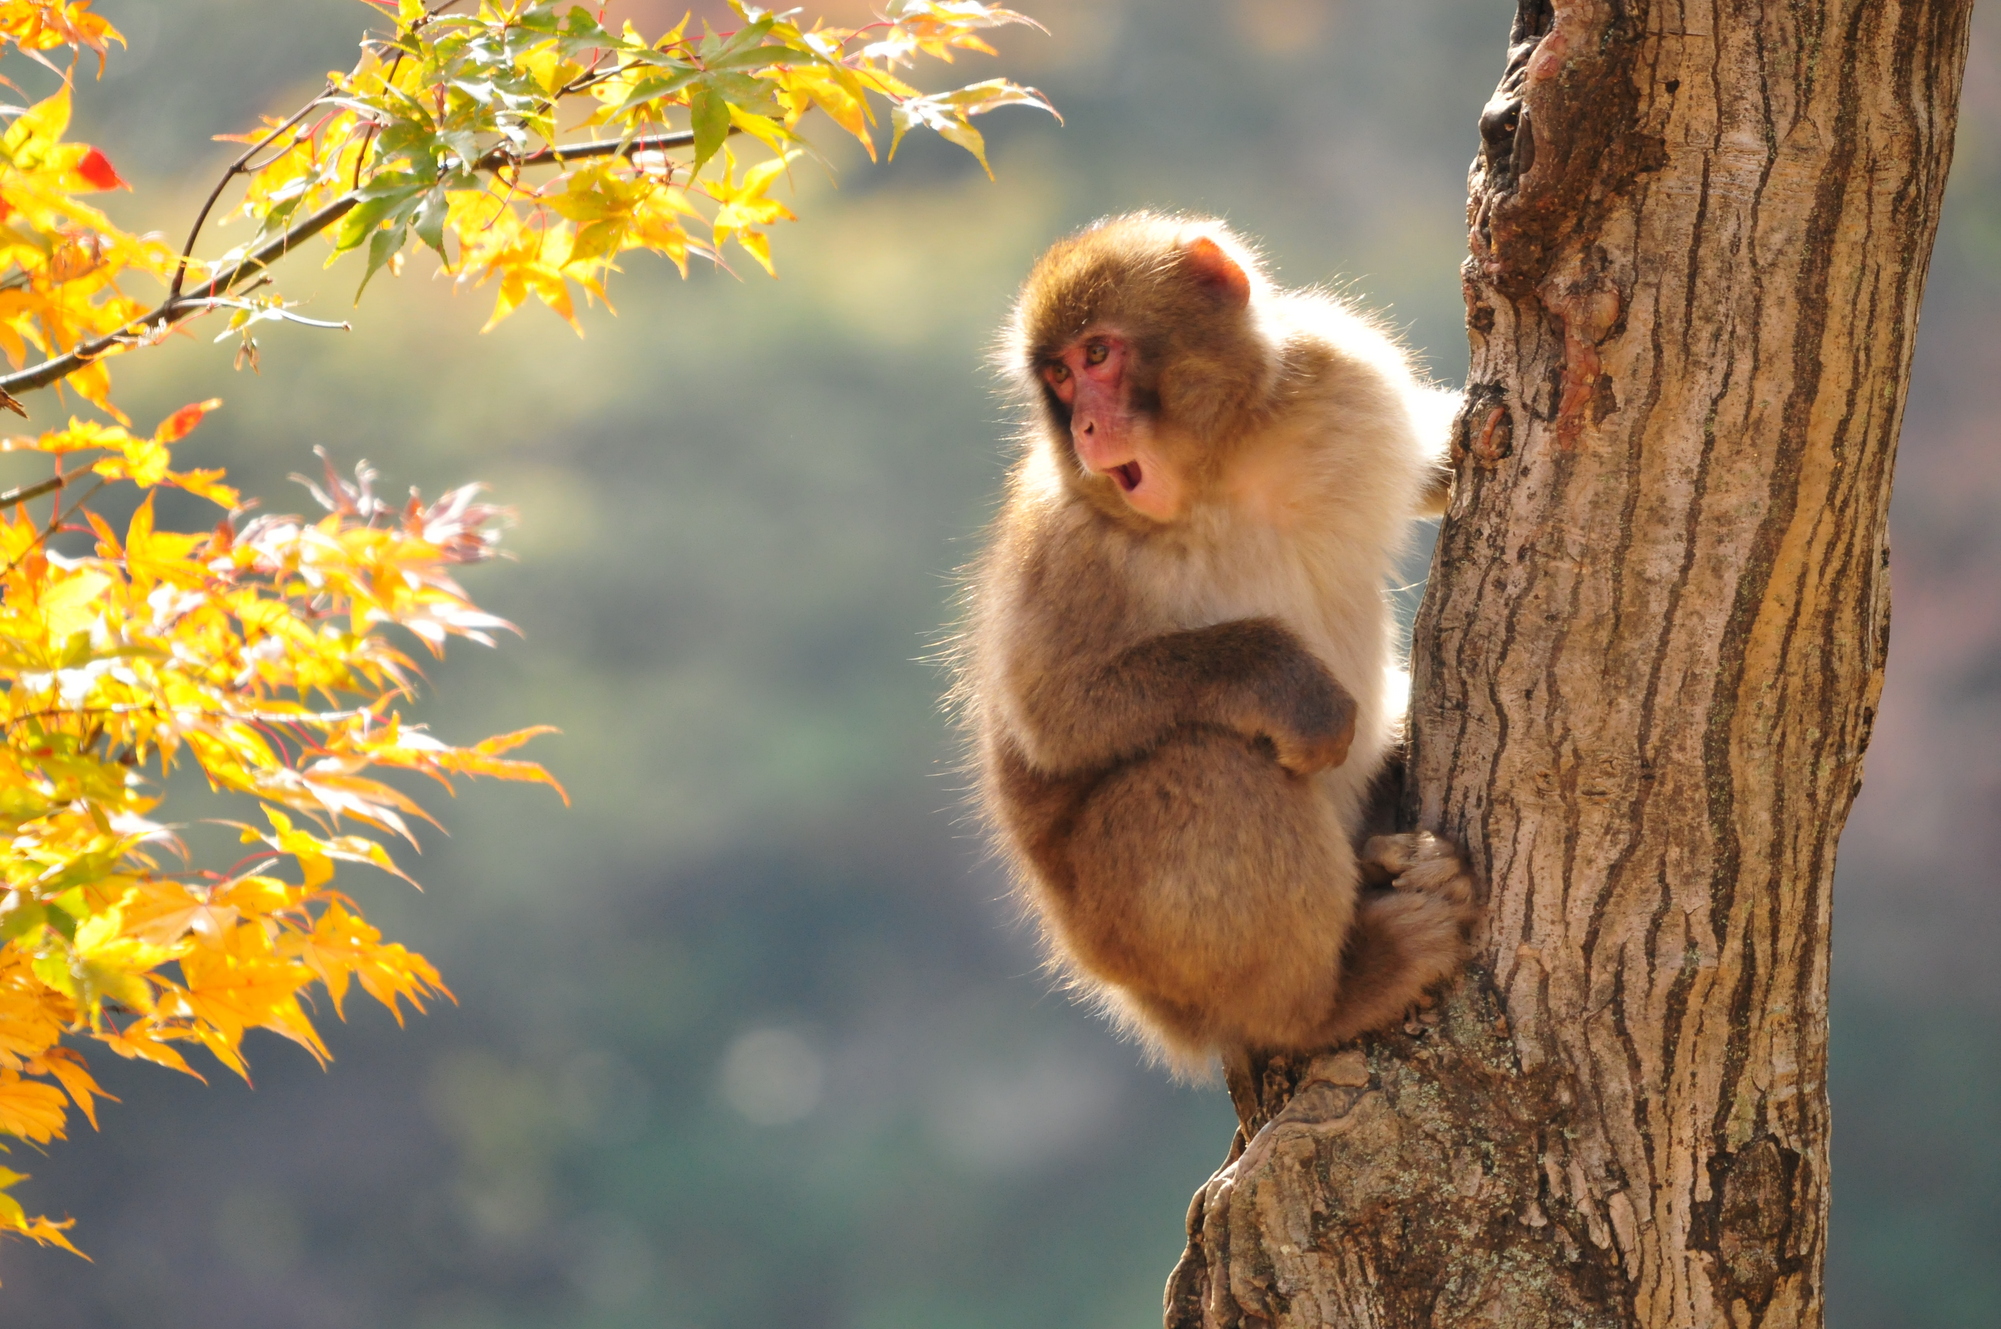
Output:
top-left (1013, 617), bottom-right (1357, 776)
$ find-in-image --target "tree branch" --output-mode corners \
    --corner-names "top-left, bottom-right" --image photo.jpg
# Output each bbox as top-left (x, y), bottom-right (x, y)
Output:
top-left (0, 130), bottom-right (696, 400)
top-left (0, 475), bottom-right (64, 509)
top-left (475, 131), bottom-right (696, 171)
top-left (166, 91), bottom-right (334, 308)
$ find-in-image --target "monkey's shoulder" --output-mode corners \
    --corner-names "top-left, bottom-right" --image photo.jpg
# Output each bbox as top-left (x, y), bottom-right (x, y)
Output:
top-left (1269, 286), bottom-right (1412, 368)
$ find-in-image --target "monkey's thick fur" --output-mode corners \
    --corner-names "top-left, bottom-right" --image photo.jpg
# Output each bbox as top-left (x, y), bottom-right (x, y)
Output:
top-left (953, 213), bottom-right (1477, 1073)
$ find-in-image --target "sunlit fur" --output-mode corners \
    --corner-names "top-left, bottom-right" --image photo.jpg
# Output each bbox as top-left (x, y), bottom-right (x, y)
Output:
top-left (953, 212), bottom-right (1475, 1075)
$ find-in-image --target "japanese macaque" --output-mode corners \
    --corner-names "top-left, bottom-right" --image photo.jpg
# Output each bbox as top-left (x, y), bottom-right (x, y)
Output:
top-left (953, 213), bottom-right (1477, 1073)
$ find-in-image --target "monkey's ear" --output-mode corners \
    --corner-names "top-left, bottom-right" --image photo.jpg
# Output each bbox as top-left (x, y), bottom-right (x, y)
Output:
top-left (1181, 235), bottom-right (1252, 309)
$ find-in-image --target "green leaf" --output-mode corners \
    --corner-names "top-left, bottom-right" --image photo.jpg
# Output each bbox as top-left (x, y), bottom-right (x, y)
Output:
top-left (553, 7), bottom-right (616, 51)
top-left (413, 186), bottom-right (448, 257)
top-left (331, 178), bottom-right (426, 255)
top-left (708, 14), bottom-right (775, 65)
top-left (704, 71), bottom-right (769, 104)
top-left (514, 7), bottom-right (560, 36)
top-left (0, 897), bottom-right (47, 944)
top-left (615, 45), bottom-right (687, 69)
top-left (608, 65), bottom-right (703, 115)
top-left (707, 43), bottom-right (786, 73)
top-left (373, 119), bottom-right (437, 168)
top-left (256, 191), bottom-right (306, 243)
top-left (355, 221), bottom-right (409, 302)
top-left (440, 129), bottom-right (482, 170)
top-left (690, 86), bottom-right (730, 176)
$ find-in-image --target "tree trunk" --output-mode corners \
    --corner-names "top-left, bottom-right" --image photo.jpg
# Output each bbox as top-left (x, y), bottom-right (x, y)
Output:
top-left (1164, 3), bottom-right (1972, 1326)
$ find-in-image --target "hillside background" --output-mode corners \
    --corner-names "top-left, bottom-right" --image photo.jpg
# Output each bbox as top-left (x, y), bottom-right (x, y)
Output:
top-left (0, 3), bottom-right (1992, 1325)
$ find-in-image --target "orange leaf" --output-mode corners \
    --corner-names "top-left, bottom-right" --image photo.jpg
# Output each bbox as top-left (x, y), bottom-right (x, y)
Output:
top-left (155, 399), bottom-right (222, 445)
top-left (0, 1072), bottom-right (69, 1144)
top-left (74, 147), bottom-right (124, 192)
top-left (26, 1049), bottom-right (112, 1131)
top-left (99, 1027), bottom-right (202, 1080)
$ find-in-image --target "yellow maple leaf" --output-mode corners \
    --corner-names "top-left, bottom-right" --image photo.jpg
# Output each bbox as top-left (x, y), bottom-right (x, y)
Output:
top-left (0, 1069), bottom-right (68, 1144)
top-left (708, 147), bottom-right (799, 276)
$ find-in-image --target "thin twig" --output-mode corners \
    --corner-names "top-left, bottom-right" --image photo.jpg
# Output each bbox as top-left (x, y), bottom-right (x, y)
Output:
top-left (166, 92), bottom-right (332, 307)
top-left (0, 130), bottom-right (695, 399)
top-left (4, 476), bottom-right (105, 574)
top-left (190, 297), bottom-right (352, 333)
top-left (353, 1), bottom-right (490, 190)
top-left (172, 19), bottom-right (412, 308)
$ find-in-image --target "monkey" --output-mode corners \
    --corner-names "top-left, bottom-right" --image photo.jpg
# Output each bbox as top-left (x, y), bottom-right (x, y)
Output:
top-left (950, 212), bottom-right (1478, 1074)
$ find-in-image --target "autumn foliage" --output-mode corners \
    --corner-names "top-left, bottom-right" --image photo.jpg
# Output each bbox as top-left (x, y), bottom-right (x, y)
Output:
top-left (0, 0), bottom-right (1048, 1257)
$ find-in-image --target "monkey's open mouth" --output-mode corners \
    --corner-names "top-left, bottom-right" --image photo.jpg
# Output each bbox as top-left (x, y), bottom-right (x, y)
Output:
top-left (1112, 462), bottom-right (1142, 492)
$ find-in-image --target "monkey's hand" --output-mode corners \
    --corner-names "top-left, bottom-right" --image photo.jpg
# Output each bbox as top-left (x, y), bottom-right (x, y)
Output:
top-left (1061, 620), bottom-right (1357, 774)
top-left (1153, 618), bottom-right (1356, 776)
top-left (1264, 690), bottom-right (1357, 776)
top-left (1245, 645), bottom-right (1357, 777)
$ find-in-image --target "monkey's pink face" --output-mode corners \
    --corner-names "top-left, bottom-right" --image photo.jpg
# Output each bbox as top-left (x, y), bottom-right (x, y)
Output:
top-left (1041, 332), bottom-right (1183, 521)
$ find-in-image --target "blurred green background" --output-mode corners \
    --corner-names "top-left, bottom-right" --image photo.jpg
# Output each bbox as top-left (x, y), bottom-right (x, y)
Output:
top-left (0, 2), bottom-right (1992, 1325)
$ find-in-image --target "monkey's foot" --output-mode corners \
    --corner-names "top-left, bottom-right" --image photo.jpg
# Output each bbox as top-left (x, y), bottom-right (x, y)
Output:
top-left (1317, 833), bottom-right (1480, 1040)
top-left (1360, 831), bottom-right (1476, 908)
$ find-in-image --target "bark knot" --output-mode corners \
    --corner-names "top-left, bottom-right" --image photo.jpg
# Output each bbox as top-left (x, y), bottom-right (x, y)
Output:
top-left (1454, 383), bottom-right (1516, 470)
top-left (1690, 1136), bottom-right (1807, 1318)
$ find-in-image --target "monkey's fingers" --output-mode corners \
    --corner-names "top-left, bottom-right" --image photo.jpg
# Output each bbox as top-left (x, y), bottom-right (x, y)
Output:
top-left (1360, 830), bottom-right (1446, 874)
top-left (1362, 831), bottom-right (1477, 908)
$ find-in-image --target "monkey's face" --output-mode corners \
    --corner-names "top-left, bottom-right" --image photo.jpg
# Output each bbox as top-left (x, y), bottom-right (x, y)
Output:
top-left (1040, 330), bottom-right (1187, 523)
top-left (1015, 216), bottom-right (1267, 524)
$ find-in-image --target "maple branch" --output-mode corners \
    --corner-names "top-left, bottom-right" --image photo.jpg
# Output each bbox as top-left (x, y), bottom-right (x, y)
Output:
top-left (0, 130), bottom-right (697, 400)
top-left (167, 90), bottom-right (333, 308)
top-left (0, 475), bottom-right (64, 509)
top-left (473, 131), bottom-right (698, 171)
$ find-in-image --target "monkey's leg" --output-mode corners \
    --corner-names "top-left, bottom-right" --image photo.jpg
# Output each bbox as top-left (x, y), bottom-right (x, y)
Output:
top-left (1317, 832), bottom-right (1478, 1043)
top-left (1063, 729), bottom-right (1359, 1055)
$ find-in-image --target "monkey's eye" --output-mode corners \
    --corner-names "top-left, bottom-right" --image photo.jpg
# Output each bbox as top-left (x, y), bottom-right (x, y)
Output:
top-left (1085, 341), bottom-right (1109, 366)
top-left (1045, 363), bottom-right (1071, 385)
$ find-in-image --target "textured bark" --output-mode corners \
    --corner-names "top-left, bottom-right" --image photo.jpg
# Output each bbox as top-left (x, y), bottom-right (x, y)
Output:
top-left (1165, 3), bottom-right (1972, 1326)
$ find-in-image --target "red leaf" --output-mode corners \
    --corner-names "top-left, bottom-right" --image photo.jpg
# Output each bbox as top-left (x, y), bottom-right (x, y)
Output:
top-left (155, 398), bottom-right (223, 444)
top-left (76, 147), bottom-right (125, 191)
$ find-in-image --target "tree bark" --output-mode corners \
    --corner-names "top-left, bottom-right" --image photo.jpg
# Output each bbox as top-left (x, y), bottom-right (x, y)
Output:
top-left (1164, 3), bottom-right (1972, 1326)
